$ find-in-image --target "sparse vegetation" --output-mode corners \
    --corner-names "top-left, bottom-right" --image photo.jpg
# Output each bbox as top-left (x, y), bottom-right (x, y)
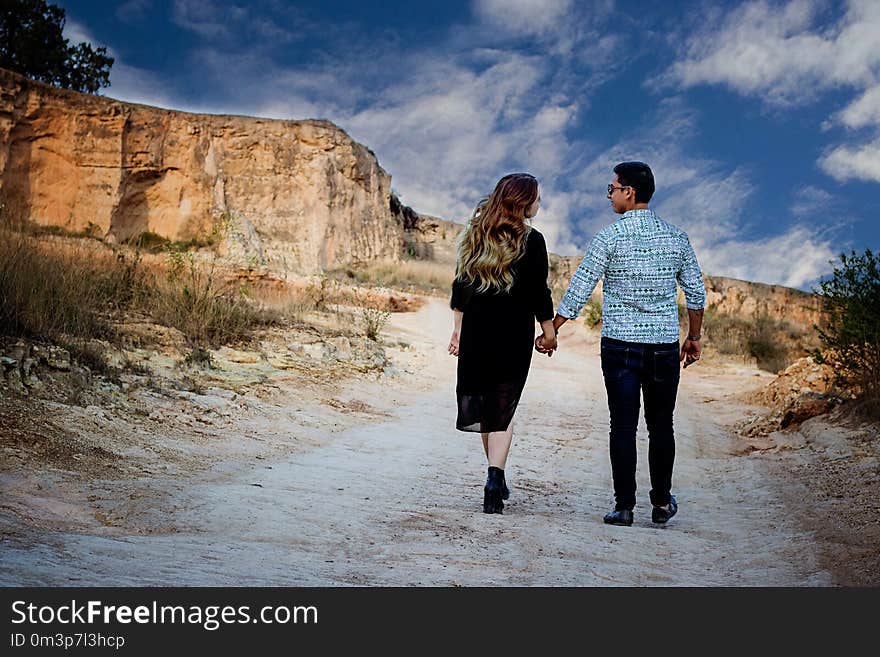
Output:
top-left (361, 306), bottom-right (390, 341)
top-left (704, 308), bottom-right (806, 373)
top-left (746, 314), bottom-right (790, 374)
top-left (330, 260), bottom-right (454, 293)
top-left (584, 299), bottom-right (602, 328)
top-left (123, 224), bottom-right (226, 254)
top-left (63, 340), bottom-right (121, 383)
top-left (0, 227), bottom-right (274, 369)
top-left (24, 222), bottom-right (104, 240)
top-left (152, 249), bottom-right (267, 350)
top-left (814, 249), bottom-right (880, 417)
top-left (0, 229), bottom-right (136, 341)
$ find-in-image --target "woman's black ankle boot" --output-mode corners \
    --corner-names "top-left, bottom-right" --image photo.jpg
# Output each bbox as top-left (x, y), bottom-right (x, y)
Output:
top-left (484, 466), bottom-right (505, 514)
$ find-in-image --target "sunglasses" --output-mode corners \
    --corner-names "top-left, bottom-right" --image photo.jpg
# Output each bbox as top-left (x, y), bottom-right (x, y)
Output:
top-left (607, 184), bottom-right (631, 195)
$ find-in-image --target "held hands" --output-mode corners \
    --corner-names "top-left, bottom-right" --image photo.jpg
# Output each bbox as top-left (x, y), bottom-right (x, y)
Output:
top-left (535, 332), bottom-right (558, 357)
top-left (680, 337), bottom-right (702, 368)
top-left (448, 330), bottom-right (460, 357)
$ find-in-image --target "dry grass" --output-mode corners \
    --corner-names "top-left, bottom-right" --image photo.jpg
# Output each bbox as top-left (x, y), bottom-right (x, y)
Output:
top-left (0, 229), bottom-right (140, 341)
top-left (704, 309), bottom-right (815, 373)
top-left (330, 259), bottom-right (455, 293)
top-left (151, 250), bottom-right (273, 349)
top-left (0, 228), bottom-right (275, 360)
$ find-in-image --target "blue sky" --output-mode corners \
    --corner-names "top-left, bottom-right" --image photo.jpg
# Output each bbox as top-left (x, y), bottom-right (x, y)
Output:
top-left (56, 0), bottom-right (880, 289)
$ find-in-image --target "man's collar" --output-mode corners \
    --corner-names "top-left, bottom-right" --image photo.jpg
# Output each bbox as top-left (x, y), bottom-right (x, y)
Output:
top-left (621, 208), bottom-right (655, 219)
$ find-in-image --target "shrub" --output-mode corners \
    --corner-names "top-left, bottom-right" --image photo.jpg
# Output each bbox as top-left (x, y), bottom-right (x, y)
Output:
top-left (0, 228), bottom-right (274, 361)
top-left (361, 307), bottom-right (390, 341)
top-left (746, 314), bottom-right (789, 373)
top-left (331, 260), bottom-right (454, 293)
top-left (583, 299), bottom-right (602, 328)
top-left (704, 309), bottom-right (794, 372)
top-left (0, 228), bottom-right (139, 341)
top-left (151, 250), bottom-right (265, 349)
top-left (814, 249), bottom-right (880, 416)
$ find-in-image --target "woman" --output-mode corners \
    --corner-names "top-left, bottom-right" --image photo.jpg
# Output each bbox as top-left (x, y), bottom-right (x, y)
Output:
top-left (448, 173), bottom-right (557, 514)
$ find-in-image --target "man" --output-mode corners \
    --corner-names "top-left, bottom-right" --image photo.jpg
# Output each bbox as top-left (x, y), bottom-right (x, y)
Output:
top-left (537, 161), bottom-right (705, 526)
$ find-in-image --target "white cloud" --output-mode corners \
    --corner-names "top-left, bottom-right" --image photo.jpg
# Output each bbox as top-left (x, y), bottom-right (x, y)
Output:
top-left (171, 0), bottom-right (303, 42)
top-left (662, 0), bottom-right (880, 189)
top-left (341, 53), bottom-right (573, 230)
top-left (664, 0), bottom-right (880, 106)
top-left (819, 137), bottom-right (880, 183)
top-left (473, 0), bottom-right (574, 37)
top-left (116, 0), bottom-right (152, 23)
top-left (838, 84), bottom-right (880, 129)
top-left (171, 0), bottom-right (233, 38)
top-left (105, 63), bottom-right (179, 110)
top-left (657, 174), bottom-right (837, 288)
top-left (62, 19), bottom-right (114, 55)
top-left (696, 226), bottom-right (836, 289)
top-left (791, 186), bottom-right (833, 217)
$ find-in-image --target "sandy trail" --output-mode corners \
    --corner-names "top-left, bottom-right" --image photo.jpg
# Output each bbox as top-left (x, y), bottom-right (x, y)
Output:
top-left (1, 298), bottom-right (833, 585)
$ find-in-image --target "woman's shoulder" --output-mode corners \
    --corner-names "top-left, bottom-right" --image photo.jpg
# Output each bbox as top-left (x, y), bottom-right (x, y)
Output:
top-left (525, 227), bottom-right (546, 249)
top-left (526, 227), bottom-right (545, 241)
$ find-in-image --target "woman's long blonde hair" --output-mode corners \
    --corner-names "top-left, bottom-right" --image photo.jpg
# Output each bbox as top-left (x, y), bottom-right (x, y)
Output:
top-left (455, 173), bottom-right (538, 293)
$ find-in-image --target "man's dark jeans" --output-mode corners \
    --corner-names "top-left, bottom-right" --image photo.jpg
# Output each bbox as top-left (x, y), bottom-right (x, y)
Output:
top-left (600, 336), bottom-right (680, 511)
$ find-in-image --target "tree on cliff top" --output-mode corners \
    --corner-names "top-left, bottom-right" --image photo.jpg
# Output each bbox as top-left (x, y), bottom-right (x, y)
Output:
top-left (0, 0), bottom-right (113, 93)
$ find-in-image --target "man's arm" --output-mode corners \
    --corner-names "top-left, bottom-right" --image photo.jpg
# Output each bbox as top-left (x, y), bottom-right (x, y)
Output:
top-left (554, 233), bottom-right (612, 328)
top-left (677, 235), bottom-right (706, 368)
top-left (536, 230), bottom-right (613, 355)
top-left (536, 233), bottom-right (611, 355)
top-left (681, 307), bottom-right (703, 368)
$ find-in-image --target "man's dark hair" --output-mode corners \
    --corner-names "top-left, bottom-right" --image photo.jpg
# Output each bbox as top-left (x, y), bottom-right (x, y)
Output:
top-left (613, 161), bottom-right (655, 203)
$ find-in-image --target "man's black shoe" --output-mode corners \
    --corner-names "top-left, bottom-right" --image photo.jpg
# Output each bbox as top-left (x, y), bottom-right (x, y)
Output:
top-left (603, 509), bottom-right (633, 526)
top-left (652, 495), bottom-right (678, 524)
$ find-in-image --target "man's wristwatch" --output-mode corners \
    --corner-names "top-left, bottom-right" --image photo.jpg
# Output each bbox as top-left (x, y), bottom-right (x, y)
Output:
top-left (687, 334), bottom-right (702, 341)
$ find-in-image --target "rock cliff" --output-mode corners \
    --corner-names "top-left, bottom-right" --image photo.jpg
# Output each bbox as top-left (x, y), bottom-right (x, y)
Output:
top-left (0, 67), bottom-right (823, 330)
top-left (0, 67), bottom-right (408, 274)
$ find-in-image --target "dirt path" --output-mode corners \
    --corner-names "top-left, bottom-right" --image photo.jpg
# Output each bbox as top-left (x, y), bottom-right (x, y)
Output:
top-left (1, 298), bottom-right (835, 585)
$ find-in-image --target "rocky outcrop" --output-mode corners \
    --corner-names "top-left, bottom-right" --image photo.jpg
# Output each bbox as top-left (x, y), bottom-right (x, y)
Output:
top-left (395, 200), bottom-right (460, 265)
top-left (702, 276), bottom-right (822, 329)
top-left (0, 67), bottom-right (407, 274)
top-left (737, 355), bottom-right (844, 436)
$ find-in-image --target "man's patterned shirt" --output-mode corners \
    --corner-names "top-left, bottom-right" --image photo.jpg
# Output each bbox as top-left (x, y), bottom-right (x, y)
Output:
top-left (557, 209), bottom-right (706, 344)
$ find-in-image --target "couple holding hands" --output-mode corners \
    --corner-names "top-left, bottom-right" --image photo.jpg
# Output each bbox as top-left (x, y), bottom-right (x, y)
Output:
top-left (448, 162), bottom-right (706, 525)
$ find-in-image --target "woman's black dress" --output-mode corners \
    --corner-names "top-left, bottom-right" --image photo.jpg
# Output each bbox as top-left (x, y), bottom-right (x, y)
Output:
top-left (450, 229), bottom-right (555, 433)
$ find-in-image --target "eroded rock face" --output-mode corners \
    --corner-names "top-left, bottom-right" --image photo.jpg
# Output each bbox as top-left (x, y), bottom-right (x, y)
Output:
top-left (0, 68), bottom-right (404, 274)
top-left (702, 276), bottom-right (822, 329)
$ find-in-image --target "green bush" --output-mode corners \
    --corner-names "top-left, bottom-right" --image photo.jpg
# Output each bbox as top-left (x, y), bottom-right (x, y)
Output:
top-left (584, 299), bottom-right (602, 328)
top-left (746, 314), bottom-right (789, 373)
top-left (815, 249), bottom-right (880, 416)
